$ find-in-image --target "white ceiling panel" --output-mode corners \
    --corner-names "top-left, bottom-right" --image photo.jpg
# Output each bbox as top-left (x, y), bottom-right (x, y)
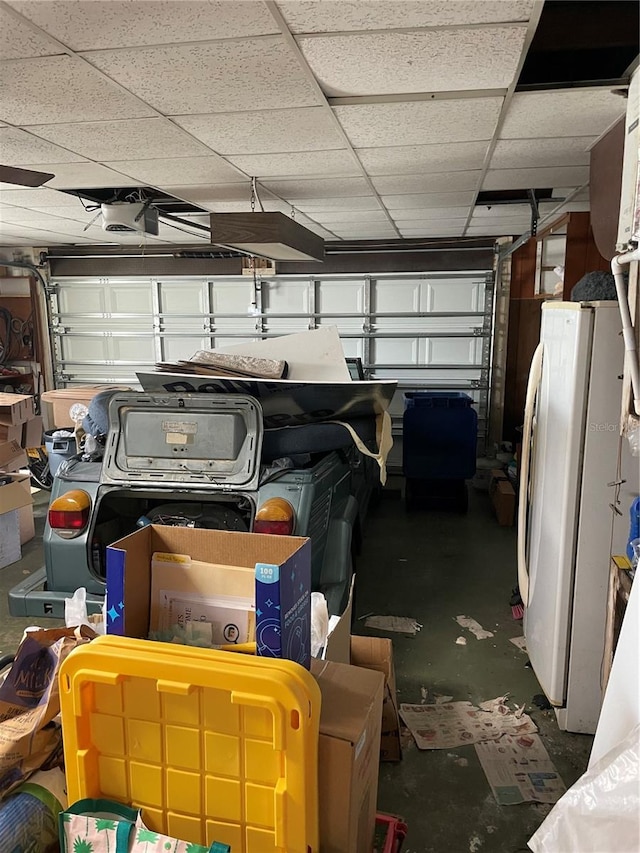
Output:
top-left (0, 126), bottom-right (86, 165)
top-left (400, 226), bottom-right (466, 237)
top-left (483, 166), bottom-right (589, 191)
top-left (164, 183), bottom-right (254, 208)
top-left (27, 118), bottom-right (213, 161)
top-left (0, 223), bottom-right (95, 244)
top-left (466, 224), bottom-right (520, 236)
top-left (383, 191), bottom-right (476, 209)
top-left (293, 196), bottom-right (381, 211)
top-left (491, 137), bottom-right (596, 170)
top-left (106, 157), bottom-right (245, 187)
top-left (500, 88), bottom-right (625, 139)
top-left (333, 228), bottom-right (398, 239)
top-left (0, 203), bottom-right (96, 223)
top-left (83, 39), bottom-right (320, 115)
top-left (0, 5), bottom-right (61, 59)
top-left (357, 141), bottom-right (490, 176)
top-left (472, 202), bottom-right (560, 219)
top-left (0, 55), bottom-right (155, 125)
top-left (299, 27), bottom-right (526, 97)
top-left (334, 97), bottom-right (503, 148)
top-left (372, 171), bottom-right (480, 195)
top-left (173, 108), bottom-right (346, 155)
top-left (389, 205), bottom-right (471, 220)
top-left (468, 216), bottom-right (530, 230)
top-left (20, 162), bottom-right (139, 189)
top-left (394, 218), bottom-right (468, 229)
top-left (260, 177), bottom-right (372, 199)
top-left (8, 1), bottom-right (279, 49)
top-left (315, 210), bottom-right (391, 224)
top-left (225, 149), bottom-right (357, 179)
top-left (277, 1), bottom-right (534, 33)
top-left (0, 186), bottom-right (100, 207)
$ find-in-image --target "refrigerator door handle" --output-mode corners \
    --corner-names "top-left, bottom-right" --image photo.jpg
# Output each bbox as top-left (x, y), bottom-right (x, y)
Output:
top-left (518, 341), bottom-right (544, 607)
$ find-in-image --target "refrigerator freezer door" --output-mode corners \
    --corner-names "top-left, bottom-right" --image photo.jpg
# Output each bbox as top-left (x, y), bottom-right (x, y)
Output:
top-left (524, 303), bottom-right (593, 706)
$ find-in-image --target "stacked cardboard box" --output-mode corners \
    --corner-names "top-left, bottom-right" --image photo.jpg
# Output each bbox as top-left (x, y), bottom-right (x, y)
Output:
top-left (0, 392), bottom-right (40, 545)
top-left (489, 468), bottom-right (516, 526)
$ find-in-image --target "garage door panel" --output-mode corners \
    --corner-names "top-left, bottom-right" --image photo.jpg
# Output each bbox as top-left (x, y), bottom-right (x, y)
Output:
top-left (159, 281), bottom-right (207, 322)
top-left (162, 337), bottom-right (210, 361)
top-left (109, 284), bottom-right (153, 314)
top-left (373, 280), bottom-right (420, 313)
top-left (424, 278), bottom-right (484, 313)
top-left (371, 338), bottom-right (418, 364)
top-left (317, 280), bottom-right (365, 314)
top-left (57, 284), bottom-right (109, 315)
top-left (211, 281), bottom-right (252, 314)
top-left (427, 338), bottom-right (481, 365)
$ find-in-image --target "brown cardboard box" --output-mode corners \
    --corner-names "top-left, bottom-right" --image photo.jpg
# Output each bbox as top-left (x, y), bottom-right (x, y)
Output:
top-left (0, 422), bottom-right (22, 442)
top-left (0, 439), bottom-right (29, 472)
top-left (0, 393), bottom-right (34, 426)
top-left (0, 471), bottom-right (34, 545)
top-left (489, 469), bottom-right (516, 526)
top-left (22, 415), bottom-right (43, 448)
top-left (351, 636), bottom-right (402, 762)
top-left (311, 658), bottom-right (384, 853)
top-left (321, 576), bottom-right (355, 665)
top-left (41, 386), bottom-right (129, 428)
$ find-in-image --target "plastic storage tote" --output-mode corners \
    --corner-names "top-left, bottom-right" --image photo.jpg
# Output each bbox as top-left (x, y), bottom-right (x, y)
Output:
top-left (402, 392), bottom-right (477, 512)
top-left (44, 429), bottom-right (77, 477)
top-left (59, 634), bottom-right (321, 853)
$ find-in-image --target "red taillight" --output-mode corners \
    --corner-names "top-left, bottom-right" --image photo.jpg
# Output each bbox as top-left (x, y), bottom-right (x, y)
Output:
top-left (254, 498), bottom-right (295, 536)
top-left (48, 490), bottom-right (91, 539)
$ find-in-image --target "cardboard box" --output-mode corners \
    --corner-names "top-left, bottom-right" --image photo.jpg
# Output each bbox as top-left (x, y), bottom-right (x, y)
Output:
top-left (489, 469), bottom-right (516, 526)
top-left (0, 439), bottom-right (29, 472)
top-left (0, 471), bottom-right (34, 546)
top-left (106, 525), bottom-right (312, 668)
top-left (351, 636), bottom-right (402, 762)
top-left (0, 422), bottom-right (22, 443)
top-left (41, 386), bottom-right (129, 428)
top-left (22, 414), bottom-right (43, 448)
top-left (311, 658), bottom-right (384, 853)
top-left (0, 509), bottom-right (21, 569)
top-left (0, 393), bottom-right (34, 426)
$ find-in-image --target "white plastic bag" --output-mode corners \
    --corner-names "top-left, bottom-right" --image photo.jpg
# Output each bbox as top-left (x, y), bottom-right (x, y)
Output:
top-left (528, 724), bottom-right (640, 852)
top-left (310, 592), bottom-right (329, 657)
top-left (64, 587), bottom-right (106, 635)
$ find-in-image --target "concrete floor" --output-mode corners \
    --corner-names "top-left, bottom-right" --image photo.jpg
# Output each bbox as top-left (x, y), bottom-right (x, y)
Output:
top-left (0, 482), bottom-right (592, 853)
top-left (357, 482), bottom-right (593, 853)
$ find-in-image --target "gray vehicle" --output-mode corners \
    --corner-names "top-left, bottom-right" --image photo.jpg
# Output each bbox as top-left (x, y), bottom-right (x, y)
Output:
top-left (9, 392), bottom-right (376, 621)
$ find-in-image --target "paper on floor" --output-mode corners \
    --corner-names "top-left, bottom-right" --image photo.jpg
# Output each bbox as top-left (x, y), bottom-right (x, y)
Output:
top-left (365, 615), bottom-right (422, 634)
top-left (475, 733), bottom-right (566, 805)
top-left (456, 615), bottom-right (494, 639)
top-left (510, 635), bottom-right (527, 652)
top-left (399, 696), bottom-right (537, 750)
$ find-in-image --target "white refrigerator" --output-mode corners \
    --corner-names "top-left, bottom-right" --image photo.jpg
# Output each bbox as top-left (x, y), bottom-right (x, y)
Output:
top-left (518, 301), bottom-right (624, 734)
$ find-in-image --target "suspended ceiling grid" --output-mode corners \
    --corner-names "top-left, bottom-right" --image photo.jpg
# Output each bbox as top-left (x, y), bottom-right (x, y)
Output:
top-left (0, 0), bottom-right (628, 247)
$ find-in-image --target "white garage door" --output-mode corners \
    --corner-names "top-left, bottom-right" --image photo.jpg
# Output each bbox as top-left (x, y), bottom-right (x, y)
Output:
top-left (50, 270), bottom-right (494, 466)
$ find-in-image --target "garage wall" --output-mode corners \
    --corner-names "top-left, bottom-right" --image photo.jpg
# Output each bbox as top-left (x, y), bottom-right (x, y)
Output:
top-left (50, 270), bottom-right (494, 466)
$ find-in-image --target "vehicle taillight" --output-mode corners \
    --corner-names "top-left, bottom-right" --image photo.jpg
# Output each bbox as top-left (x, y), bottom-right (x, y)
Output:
top-left (48, 490), bottom-right (91, 539)
top-left (254, 497), bottom-right (295, 535)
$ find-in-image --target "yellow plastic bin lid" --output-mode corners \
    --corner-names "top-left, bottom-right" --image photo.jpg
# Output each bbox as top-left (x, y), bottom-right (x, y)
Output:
top-left (59, 635), bottom-right (320, 853)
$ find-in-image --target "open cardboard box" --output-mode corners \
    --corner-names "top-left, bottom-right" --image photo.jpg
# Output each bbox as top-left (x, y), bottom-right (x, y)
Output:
top-left (0, 471), bottom-right (33, 566)
top-left (106, 525), bottom-right (312, 668)
top-left (351, 636), bottom-right (402, 762)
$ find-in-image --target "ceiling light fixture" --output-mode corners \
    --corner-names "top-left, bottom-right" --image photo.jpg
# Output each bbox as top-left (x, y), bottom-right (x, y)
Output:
top-left (209, 178), bottom-right (324, 262)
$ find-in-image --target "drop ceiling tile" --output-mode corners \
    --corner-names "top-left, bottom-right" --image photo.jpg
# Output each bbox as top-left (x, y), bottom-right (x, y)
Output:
top-left (473, 202), bottom-right (539, 218)
top-left (333, 228), bottom-right (398, 239)
top-left (163, 183), bottom-right (258, 209)
top-left (467, 224), bottom-right (523, 236)
top-left (173, 108), bottom-right (346, 155)
top-left (0, 56), bottom-right (155, 125)
top-left (372, 171), bottom-right (480, 195)
top-left (400, 226), bottom-right (465, 237)
top-left (357, 141), bottom-right (489, 176)
top-left (316, 210), bottom-right (390, 224)
top-left (483, 166), bottom-right (589, 191)
top-left (0, 186), bottom-right (94, 207)
top-left (105, 157), bottom-right (245, 187)
top-left (0, 6), bottom-right (60, 59)
top-left (390, 206), bottom-right (471, 220)
top-left (500, 88), bottom-right (625, 139)
top-left (469, 217), bottom-right (530, 230)
top-left (0, 223), bottom-right (95, 244)
top-left (225, 150), bottom-right (357, 179)
top-left (0, 126), bottom-right (86, 165)
top-left (298, 27), bottom-right (526, 97)
top-left (20, 162), bottom-right (139, 189)
top-left (394, 218), bottom-right (468, 229)
top-left (21, 204), bottom-right (106, 222)
top-left (491, 137), bottom-right (596, 170)
top-left (382, 191), bottom-right (476, 209)
top-left (8, 1), bottom-right (279, 49)
top-left (277, 0), bottom-right (534, 33)
top-left (294, 196), bottom-right (381, 211)
top-left (260, 177), bottom-right (372, 199)
top-left (27, 118), bottom-right (213, 161)
top-left (0, 204), bottom-right (93, 224)
top-left (83, 39), bottom-right (320, 115)
top-left (335, 97), bottom-right (503, 148)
